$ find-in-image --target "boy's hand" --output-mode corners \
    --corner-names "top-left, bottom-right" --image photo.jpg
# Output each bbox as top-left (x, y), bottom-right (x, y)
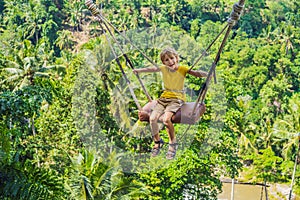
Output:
top-left (138, 110), bottom-right (149, 121)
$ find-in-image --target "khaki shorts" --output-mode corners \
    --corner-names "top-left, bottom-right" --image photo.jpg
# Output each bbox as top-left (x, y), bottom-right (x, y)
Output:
top-left (152, 98), bottom-right (184, 115)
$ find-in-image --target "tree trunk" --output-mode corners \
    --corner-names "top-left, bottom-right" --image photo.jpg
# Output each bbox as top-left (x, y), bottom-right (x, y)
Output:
top-left (30, 116), bottom-right (40, 167)
top-left (31, 117), bottom-right (36, 136)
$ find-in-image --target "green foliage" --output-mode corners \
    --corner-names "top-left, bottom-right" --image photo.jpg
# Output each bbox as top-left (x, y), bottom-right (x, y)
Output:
top-left (135, 126), bottom-right (240, 200)
top-left (139, 151), bottom-right (222, 200)
top-left (0, 162), bottom-right (66, 199)
top-left (0, 38), bottom-right (64, 91)
top-left (0, 85), bottom-right (52, 128)
top-left (0, 124), bottom-right (11, 162)
top-left (0, 0), bottom-right (300, 199)
top-left (65, 150), bottom-right (149, 200)
top-left (252, 147), bottom-right (283, 182)
top-left (0, 1), bottom-right (4, 15)
top-left (259, 74), bottom-right (292, 117)
top-left (190, 0), bottom-right (225, 22)
top-left (63, 0), bottom-right (86, 32)
top-left (273, 93), bottom-right (300, 160)
top-left (2, 0), bottom-right (60, 46)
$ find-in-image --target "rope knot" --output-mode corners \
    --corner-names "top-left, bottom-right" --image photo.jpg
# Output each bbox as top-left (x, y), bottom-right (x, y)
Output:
top-left (85, 0), bottom-right (101, 16)
top-left (227, 3), bottom-right (244, 26)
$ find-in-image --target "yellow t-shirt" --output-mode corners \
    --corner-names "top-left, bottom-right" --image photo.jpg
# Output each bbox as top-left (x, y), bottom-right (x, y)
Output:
top-left (159, 65), bottom-right (189, 101)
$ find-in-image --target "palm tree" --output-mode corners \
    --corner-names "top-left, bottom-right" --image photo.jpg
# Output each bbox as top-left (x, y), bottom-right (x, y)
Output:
top-left (66, 150), bottom-right (149, 199)
top-left (273, 93), bottom-right (300, 198)
top-left (255, 116), bottom-right (277, 150)
top-left (21, 2), bottom-right (46, 43)
top-left (1, 39), bottom-right (65, 145)
top-left (273, 22), bottom-right (295, 56)
top-left (273, 93), bottom-right (300, 160)
top-left (234, 95), bottom-right (258, 154)
top-left (1, 39), bottom-right (64, 91)
top-left (55, 29), bottom-right (75, 50)
top-left (2, 0), bottom-right (55, 44)
top-left (64, 0), bottom-right (85, 31)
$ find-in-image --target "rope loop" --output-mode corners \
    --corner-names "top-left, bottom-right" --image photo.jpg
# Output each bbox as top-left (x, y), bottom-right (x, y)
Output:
top-left (86, 0), bottom-right (101, 16)
top-left (227, 3), bottom-right (244, 26)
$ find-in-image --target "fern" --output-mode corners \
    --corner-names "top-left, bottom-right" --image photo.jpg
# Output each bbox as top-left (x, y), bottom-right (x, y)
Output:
top-left (0, 163), bottom-right (67, 200)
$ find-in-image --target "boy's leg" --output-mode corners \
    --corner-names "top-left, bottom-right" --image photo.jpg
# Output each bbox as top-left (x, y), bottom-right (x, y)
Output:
top-left (149, 111), bottom-right (163, 149)
top-left (149, 111), bottom-right (165, 157)
top-left (163, 99), bottom-right (182, 144)
top-left (164, 111), bottom-right (180, 159)
top-left (164, 99), bottom-right (182, 159)
top-left (164, 111), bottom-right (178, 159)
top-left (150, 100), bottom-right (165, 148)
top-left (163, 111), bottom-right (176, 144)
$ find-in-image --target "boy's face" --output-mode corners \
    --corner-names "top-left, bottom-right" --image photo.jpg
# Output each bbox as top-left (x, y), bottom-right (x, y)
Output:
top-left (162, 54), bottom-right (179, 70)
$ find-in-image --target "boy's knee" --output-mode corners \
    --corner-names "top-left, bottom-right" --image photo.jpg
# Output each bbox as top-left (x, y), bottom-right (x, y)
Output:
top-left (163, 117), bottom-right (172, 125)
top-left (149, 116), bottom-right (158, 124)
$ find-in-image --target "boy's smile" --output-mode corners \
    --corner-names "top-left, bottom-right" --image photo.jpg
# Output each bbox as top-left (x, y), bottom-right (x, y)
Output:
top-left (162, 54), bottom-right (179, 71)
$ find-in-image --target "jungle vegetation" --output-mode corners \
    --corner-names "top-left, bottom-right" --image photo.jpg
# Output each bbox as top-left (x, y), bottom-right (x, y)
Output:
top-left (0, 0), bottom-right (299, 199)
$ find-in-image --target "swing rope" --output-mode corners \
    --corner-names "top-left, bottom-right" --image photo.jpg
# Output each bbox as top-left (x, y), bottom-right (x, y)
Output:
top-left (96, 19), bottom-right (143, 110)
top-left (98, 16), bottom-right (153, 102)
top-left (86, 0), bottom-right (159, 68)
top-left (191, 0), bottom-right (245, 115)
top-left (189, 24), bottom-right (228, 72)
top-left (178, 0), bottom-right (245, 142)
top-left (85, 0), bottom-right (245, 126)
top-left (86, 0), bottom-right (152, 109)
top-left (85, 0), bottom-right (229, 110)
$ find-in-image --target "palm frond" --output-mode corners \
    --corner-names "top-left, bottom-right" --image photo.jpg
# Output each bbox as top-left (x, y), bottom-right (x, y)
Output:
top-left (2, 74), bottom-right (22, 83)
top-left (18, 77), bottom-right (30, 89)
top-left (23, 57), bottom-right (35, 71)
top-left (3, 67), bottom-right (23, 74)
top-left (41, 64), bottom-right (66, 70)
top-left (34, 72), bottom-right (50, 77)
top-left (0, 164), bottom-right (66, 199)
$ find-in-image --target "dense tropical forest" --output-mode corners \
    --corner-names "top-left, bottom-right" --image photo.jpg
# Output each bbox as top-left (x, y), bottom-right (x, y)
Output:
top-left (0, 0), bottom-right (299, 199)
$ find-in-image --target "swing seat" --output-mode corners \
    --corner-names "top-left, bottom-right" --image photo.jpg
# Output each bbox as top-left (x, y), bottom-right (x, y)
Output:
top-left (138, 100), bottom-right (206, 125)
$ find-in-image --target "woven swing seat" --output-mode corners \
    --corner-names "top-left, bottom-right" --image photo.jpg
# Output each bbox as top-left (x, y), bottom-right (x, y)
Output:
top-left (138, 100), bottom-right (206, 125)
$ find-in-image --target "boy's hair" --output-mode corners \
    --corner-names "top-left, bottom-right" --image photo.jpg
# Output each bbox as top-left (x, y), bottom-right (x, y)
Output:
top-left (160, 47), bottom-right (179, 62)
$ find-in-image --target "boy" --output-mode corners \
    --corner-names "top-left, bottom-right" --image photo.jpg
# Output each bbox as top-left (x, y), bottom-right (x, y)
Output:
top-left (133, 47), bottom-right (207, 159)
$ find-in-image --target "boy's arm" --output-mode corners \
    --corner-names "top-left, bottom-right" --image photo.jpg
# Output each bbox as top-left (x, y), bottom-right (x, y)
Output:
top-left (133, 66), bottom-right (160, 74)
top-left (188, 69), bottom-right (208, 78)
